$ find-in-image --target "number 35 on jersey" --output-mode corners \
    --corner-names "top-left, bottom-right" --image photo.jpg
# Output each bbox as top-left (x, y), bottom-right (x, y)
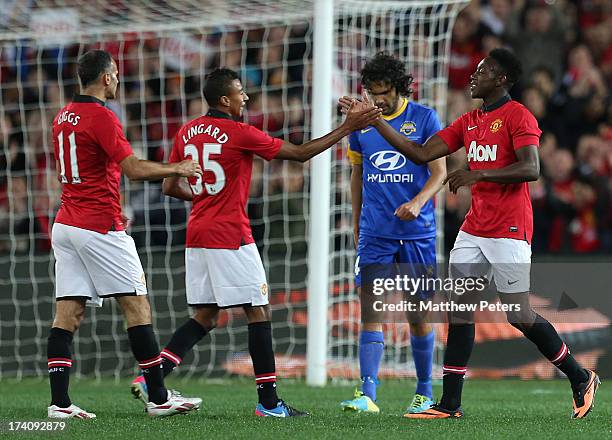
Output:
top-left (183, 143), bottom-right (226, 195)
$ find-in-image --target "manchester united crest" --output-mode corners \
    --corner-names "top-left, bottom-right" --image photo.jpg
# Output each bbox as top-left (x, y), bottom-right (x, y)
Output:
top-left (490, 119), bottom-right (503, 133)
top-left (260, 283), bottom-right (268, 296)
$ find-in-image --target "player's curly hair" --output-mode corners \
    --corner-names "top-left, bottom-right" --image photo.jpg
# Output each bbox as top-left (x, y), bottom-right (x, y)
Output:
top-left (489, 48), bottom-right (522, 88)
top-left (77, 50), bottom-right (113, 88)
top-left (360, 52), bottom-right (413, 96)
top-left (203, 68), bottom-right (239, 105)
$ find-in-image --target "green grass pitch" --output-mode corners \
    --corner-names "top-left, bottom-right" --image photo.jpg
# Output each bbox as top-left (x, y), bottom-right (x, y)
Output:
top-left (0, 378), bottom-right (609, 439)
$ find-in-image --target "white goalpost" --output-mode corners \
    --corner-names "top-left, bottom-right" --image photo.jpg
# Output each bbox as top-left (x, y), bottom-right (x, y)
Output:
top-left (307, 0), bottom-right (334, 387)
top-left (0, 0), bottom-right (466, 382)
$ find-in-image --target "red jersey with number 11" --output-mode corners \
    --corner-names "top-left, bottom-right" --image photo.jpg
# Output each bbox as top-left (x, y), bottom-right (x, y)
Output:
top-left (437, 98), bottom-right (541, 243)
top-left (169, 110), bottom-right (282, 249)
top-left (52, 95), bottom-right (133, 233)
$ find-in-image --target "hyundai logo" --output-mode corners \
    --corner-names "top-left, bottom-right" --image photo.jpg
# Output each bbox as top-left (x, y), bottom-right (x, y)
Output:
top-left (369, 150), bottom-right (406, 171)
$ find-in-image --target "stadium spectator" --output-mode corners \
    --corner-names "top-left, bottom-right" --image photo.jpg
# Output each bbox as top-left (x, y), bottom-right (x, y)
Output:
top-left (522, 86), bottom-right (568, 145)
top-left (449, 11), bottom-right (485, 90)
top-left (504, 0), bottom-right (568, 83)
top-left (480, 0), bottom-right (512, 36)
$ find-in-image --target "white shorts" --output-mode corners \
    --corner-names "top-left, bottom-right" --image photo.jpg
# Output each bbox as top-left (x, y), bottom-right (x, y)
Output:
top-left (185, 243), bottom-right (269, 308)
top-left (449, 230), bottom-right (531, 293)
top-left (52, 223), bottom-right (147, 307)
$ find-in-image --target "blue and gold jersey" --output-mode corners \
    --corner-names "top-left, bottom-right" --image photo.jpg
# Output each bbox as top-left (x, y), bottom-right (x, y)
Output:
top-left (348, 98), bottom-right (441, 240)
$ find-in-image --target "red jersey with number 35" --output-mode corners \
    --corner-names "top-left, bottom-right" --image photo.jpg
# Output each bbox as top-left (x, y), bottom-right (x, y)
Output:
top-left (52, 95), bottom-right (133, 233)
top-left (169, 111), bottom-right (283, 249)
top-left (437, 99), bottom-right (541, 242)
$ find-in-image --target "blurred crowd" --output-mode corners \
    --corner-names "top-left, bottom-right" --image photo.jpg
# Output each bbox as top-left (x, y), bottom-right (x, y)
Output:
top-left (0, 23), bottom-right (312, 253)
top-left (0, 0), bottom-right (610, 256)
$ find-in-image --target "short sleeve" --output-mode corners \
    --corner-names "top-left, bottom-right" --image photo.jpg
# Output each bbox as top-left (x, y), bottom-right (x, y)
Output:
top-left (347, 131), bottom-right (362, 165)
top-left (436, 115), bottom-right (465, 153)
top-left (424, 109), bottom-right (442, 141)
top-left (95, 111), bottom-right (133, 163)
top-left (169, 132), bottom-right (183, 163)
top-left (510, 107), bottom-right (542, 150)
top-left (238, 124), bottom-right (283, 161)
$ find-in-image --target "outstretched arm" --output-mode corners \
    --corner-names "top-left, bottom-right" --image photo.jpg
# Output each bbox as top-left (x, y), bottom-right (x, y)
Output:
top-left (120, 155), bottom-right (202, 181)
top-left (372, 119), bottom-right (450, 164)
top-left (338, 94), bottom-right (449, 164)
top-left (445, 145), bottom-right (539, 193)
top-left (274, 103), bottom-right (382, 162)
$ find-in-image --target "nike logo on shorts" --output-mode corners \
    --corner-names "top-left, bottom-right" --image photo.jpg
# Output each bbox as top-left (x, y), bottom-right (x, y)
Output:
top-left (507, 280), bottom-right (519, 285)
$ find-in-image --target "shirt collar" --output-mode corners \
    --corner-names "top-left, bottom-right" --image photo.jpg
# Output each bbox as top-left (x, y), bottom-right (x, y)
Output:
top-left (481, 94), bottom-right (511, 112)
top-left (72, 94), bottom-right (106, 106)
top-left (381, 97), bottom-right (408, 121)
top-left (206, 108), bottom-right (234, 120)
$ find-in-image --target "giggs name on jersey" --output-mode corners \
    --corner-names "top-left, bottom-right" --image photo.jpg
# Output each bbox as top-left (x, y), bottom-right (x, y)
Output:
top-left (52, 95), bottom-right (133, 233)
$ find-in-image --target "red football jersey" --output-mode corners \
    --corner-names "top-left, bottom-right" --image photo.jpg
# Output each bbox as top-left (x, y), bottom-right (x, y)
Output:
top-left (52, 95), bottom-right (133, 233)
top-left (437, 98), bottom-right (541, 242)
top-left (169, 110), bottom-right (283, 249)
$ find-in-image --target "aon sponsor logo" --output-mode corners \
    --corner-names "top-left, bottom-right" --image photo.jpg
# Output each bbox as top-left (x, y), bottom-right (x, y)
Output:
top-left (467, 141), bottom-right (497, 162)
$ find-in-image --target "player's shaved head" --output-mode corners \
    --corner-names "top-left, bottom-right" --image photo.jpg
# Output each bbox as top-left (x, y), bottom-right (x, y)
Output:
top-left (204, 68), bottom-right (240, 106)
top-left (361, 52), bottom-right (413, 97)
top-left (77, 50), bottom-right (114, 88)
top-left (489, 48), bottom-right (522, 88)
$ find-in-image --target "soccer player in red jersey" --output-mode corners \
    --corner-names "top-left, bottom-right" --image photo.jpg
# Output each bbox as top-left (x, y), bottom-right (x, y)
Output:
top-left (345, 48), bottom-right (599, 419)
top-left (129, 68), bottom-right (381, 417)
top-left (48, 50), bottom-right (204, 419)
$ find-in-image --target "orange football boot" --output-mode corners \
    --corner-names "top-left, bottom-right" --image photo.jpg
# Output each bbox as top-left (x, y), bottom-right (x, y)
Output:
top-left (572, 369), bottom-right (600, 419)
top-left (403, 404), bottom-right (463, 419)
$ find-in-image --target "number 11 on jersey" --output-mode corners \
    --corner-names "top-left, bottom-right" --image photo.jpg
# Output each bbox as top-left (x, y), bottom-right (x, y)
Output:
top-left (57, 130), bottom-right (81, 184)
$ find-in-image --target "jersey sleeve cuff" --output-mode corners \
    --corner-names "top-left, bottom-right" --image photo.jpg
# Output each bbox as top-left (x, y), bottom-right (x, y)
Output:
top-left (347, 147), bottom-right (362, 165)
top-left (263, 138), bottom-right (284, 161)
top-left (435, 130), bottom-right (459, 153)
top-left (513, 135), bottom-right (540, 150)
top-left (112, 148), bottom-right (133, 164)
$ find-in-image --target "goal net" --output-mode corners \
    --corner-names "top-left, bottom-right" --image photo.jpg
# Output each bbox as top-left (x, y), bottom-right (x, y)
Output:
top-left (0, 0), bottom-right (466, 380)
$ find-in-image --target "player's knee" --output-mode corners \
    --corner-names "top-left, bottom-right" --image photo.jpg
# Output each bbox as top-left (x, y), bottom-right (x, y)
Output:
top-left (504, 308), bottom-right (535, 334)
top-left (244, 304), bottom-right (271, 323)
top-left (409, 321), bottom-right (431, 336)
top-left (52, 300), bottom-right (86, 332)
top-left (448, 310), bottom-right (475, 324)
top-left (118, 295), bottom-right (152, 326)
top-left (360, 293), bottom-right (383, 325)
top-left (508, 319), bottom-right (528, 334)
top-left (73, 308), bottom-right (86, 329)
top-left (362, 323), bottom-right (383, 332)
top-left (361, 312), bottom-right (383, 326)
top-left (55, 314), bottom-right (82, 332)
top-left (505, 308), bottom-right (520, 325)
top-left (192, 308), bottom-right (219, 331)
